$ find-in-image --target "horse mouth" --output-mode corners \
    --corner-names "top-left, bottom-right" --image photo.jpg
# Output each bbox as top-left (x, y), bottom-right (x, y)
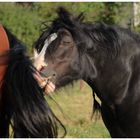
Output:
top-left (38, 66), bottom-right (78, 90)
top-left (54, 75), bottom-right (79, 89)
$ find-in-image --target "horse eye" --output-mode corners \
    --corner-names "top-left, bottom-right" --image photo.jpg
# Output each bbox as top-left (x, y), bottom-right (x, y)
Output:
top-left (63, 41), bottom-right (71, 44)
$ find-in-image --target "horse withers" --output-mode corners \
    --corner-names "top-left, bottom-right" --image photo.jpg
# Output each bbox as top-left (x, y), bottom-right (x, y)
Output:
top-left (34, 7), bottom-right (140, 138)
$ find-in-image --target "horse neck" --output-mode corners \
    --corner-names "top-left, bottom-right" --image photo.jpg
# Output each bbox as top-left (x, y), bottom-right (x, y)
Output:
top-left (82, 49), bottom-right (133, 105)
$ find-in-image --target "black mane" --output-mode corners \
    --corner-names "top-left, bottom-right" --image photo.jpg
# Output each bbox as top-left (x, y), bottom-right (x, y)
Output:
top-left (35, 7), bottom-right (140, 60)
top-left (35, 8), bottom-right (122, 58)
top-left (0, 27), bottom-right (66, 138)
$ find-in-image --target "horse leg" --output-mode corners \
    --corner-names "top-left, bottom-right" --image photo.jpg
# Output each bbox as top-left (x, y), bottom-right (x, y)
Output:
top-left (101, 103), bottom-right (126, 138)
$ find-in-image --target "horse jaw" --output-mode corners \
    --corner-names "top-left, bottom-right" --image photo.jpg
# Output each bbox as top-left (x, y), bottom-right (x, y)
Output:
top-left (33, 33), bottom-right (57, 70)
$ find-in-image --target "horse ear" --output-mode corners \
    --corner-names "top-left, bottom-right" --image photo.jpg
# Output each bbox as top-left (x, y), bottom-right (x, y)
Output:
top-left (57, 7), bottom-right (85, 22)
top-left (57, 7), bottom-right (71, 20)
top-left (56, 7), bottom-right (74, 26)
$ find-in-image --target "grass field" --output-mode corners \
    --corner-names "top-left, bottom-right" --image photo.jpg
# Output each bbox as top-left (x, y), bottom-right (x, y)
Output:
top-left (47, 81), bottom-right (110, 138)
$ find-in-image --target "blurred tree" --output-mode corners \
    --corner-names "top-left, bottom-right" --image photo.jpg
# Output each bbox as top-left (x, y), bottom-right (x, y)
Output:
top-left (99, 2), bottom-right (117, 24)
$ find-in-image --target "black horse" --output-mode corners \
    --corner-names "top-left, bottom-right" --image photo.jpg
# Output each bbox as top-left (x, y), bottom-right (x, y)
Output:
top-left (34, 7), bottom-right (140, 138)
top-left (0, 25), bottom-right (65, 138)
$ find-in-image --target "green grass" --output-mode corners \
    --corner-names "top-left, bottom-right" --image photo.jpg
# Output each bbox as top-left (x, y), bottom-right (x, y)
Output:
top-left (47, 81), bottom-right (110, 138)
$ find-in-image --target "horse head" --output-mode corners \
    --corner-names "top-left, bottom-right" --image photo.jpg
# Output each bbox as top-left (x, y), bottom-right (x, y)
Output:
top-left (34, 7), bottom-right (97, 88)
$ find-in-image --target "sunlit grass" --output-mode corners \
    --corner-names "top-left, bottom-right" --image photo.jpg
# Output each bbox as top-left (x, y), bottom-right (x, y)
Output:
top-left (47, 81), bottom-right (110, 138)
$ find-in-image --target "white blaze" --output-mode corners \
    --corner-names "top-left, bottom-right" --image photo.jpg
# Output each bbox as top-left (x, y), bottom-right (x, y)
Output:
top-left (34, 49), bottom-right (38, 58)
top-left (34, 33), bottom-right (57, 70)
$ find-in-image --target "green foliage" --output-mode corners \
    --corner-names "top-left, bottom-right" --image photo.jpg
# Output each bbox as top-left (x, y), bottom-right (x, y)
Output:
top-left (35, 2), bottom-right (106, 22)
top-left (0, 3), bottom-right (40, 53)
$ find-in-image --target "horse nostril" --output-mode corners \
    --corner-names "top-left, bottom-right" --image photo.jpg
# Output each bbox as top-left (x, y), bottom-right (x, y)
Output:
top-left (52, 73), bottom-right (56, 77)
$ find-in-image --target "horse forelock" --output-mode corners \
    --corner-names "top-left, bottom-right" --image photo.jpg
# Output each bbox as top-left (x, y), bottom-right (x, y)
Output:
top-left (34, 7), bottom-right (85, 53)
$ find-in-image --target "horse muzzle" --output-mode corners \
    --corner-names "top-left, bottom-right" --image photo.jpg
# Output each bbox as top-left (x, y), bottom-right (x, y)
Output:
top-left (39, 66), bottom-right (57, 83)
